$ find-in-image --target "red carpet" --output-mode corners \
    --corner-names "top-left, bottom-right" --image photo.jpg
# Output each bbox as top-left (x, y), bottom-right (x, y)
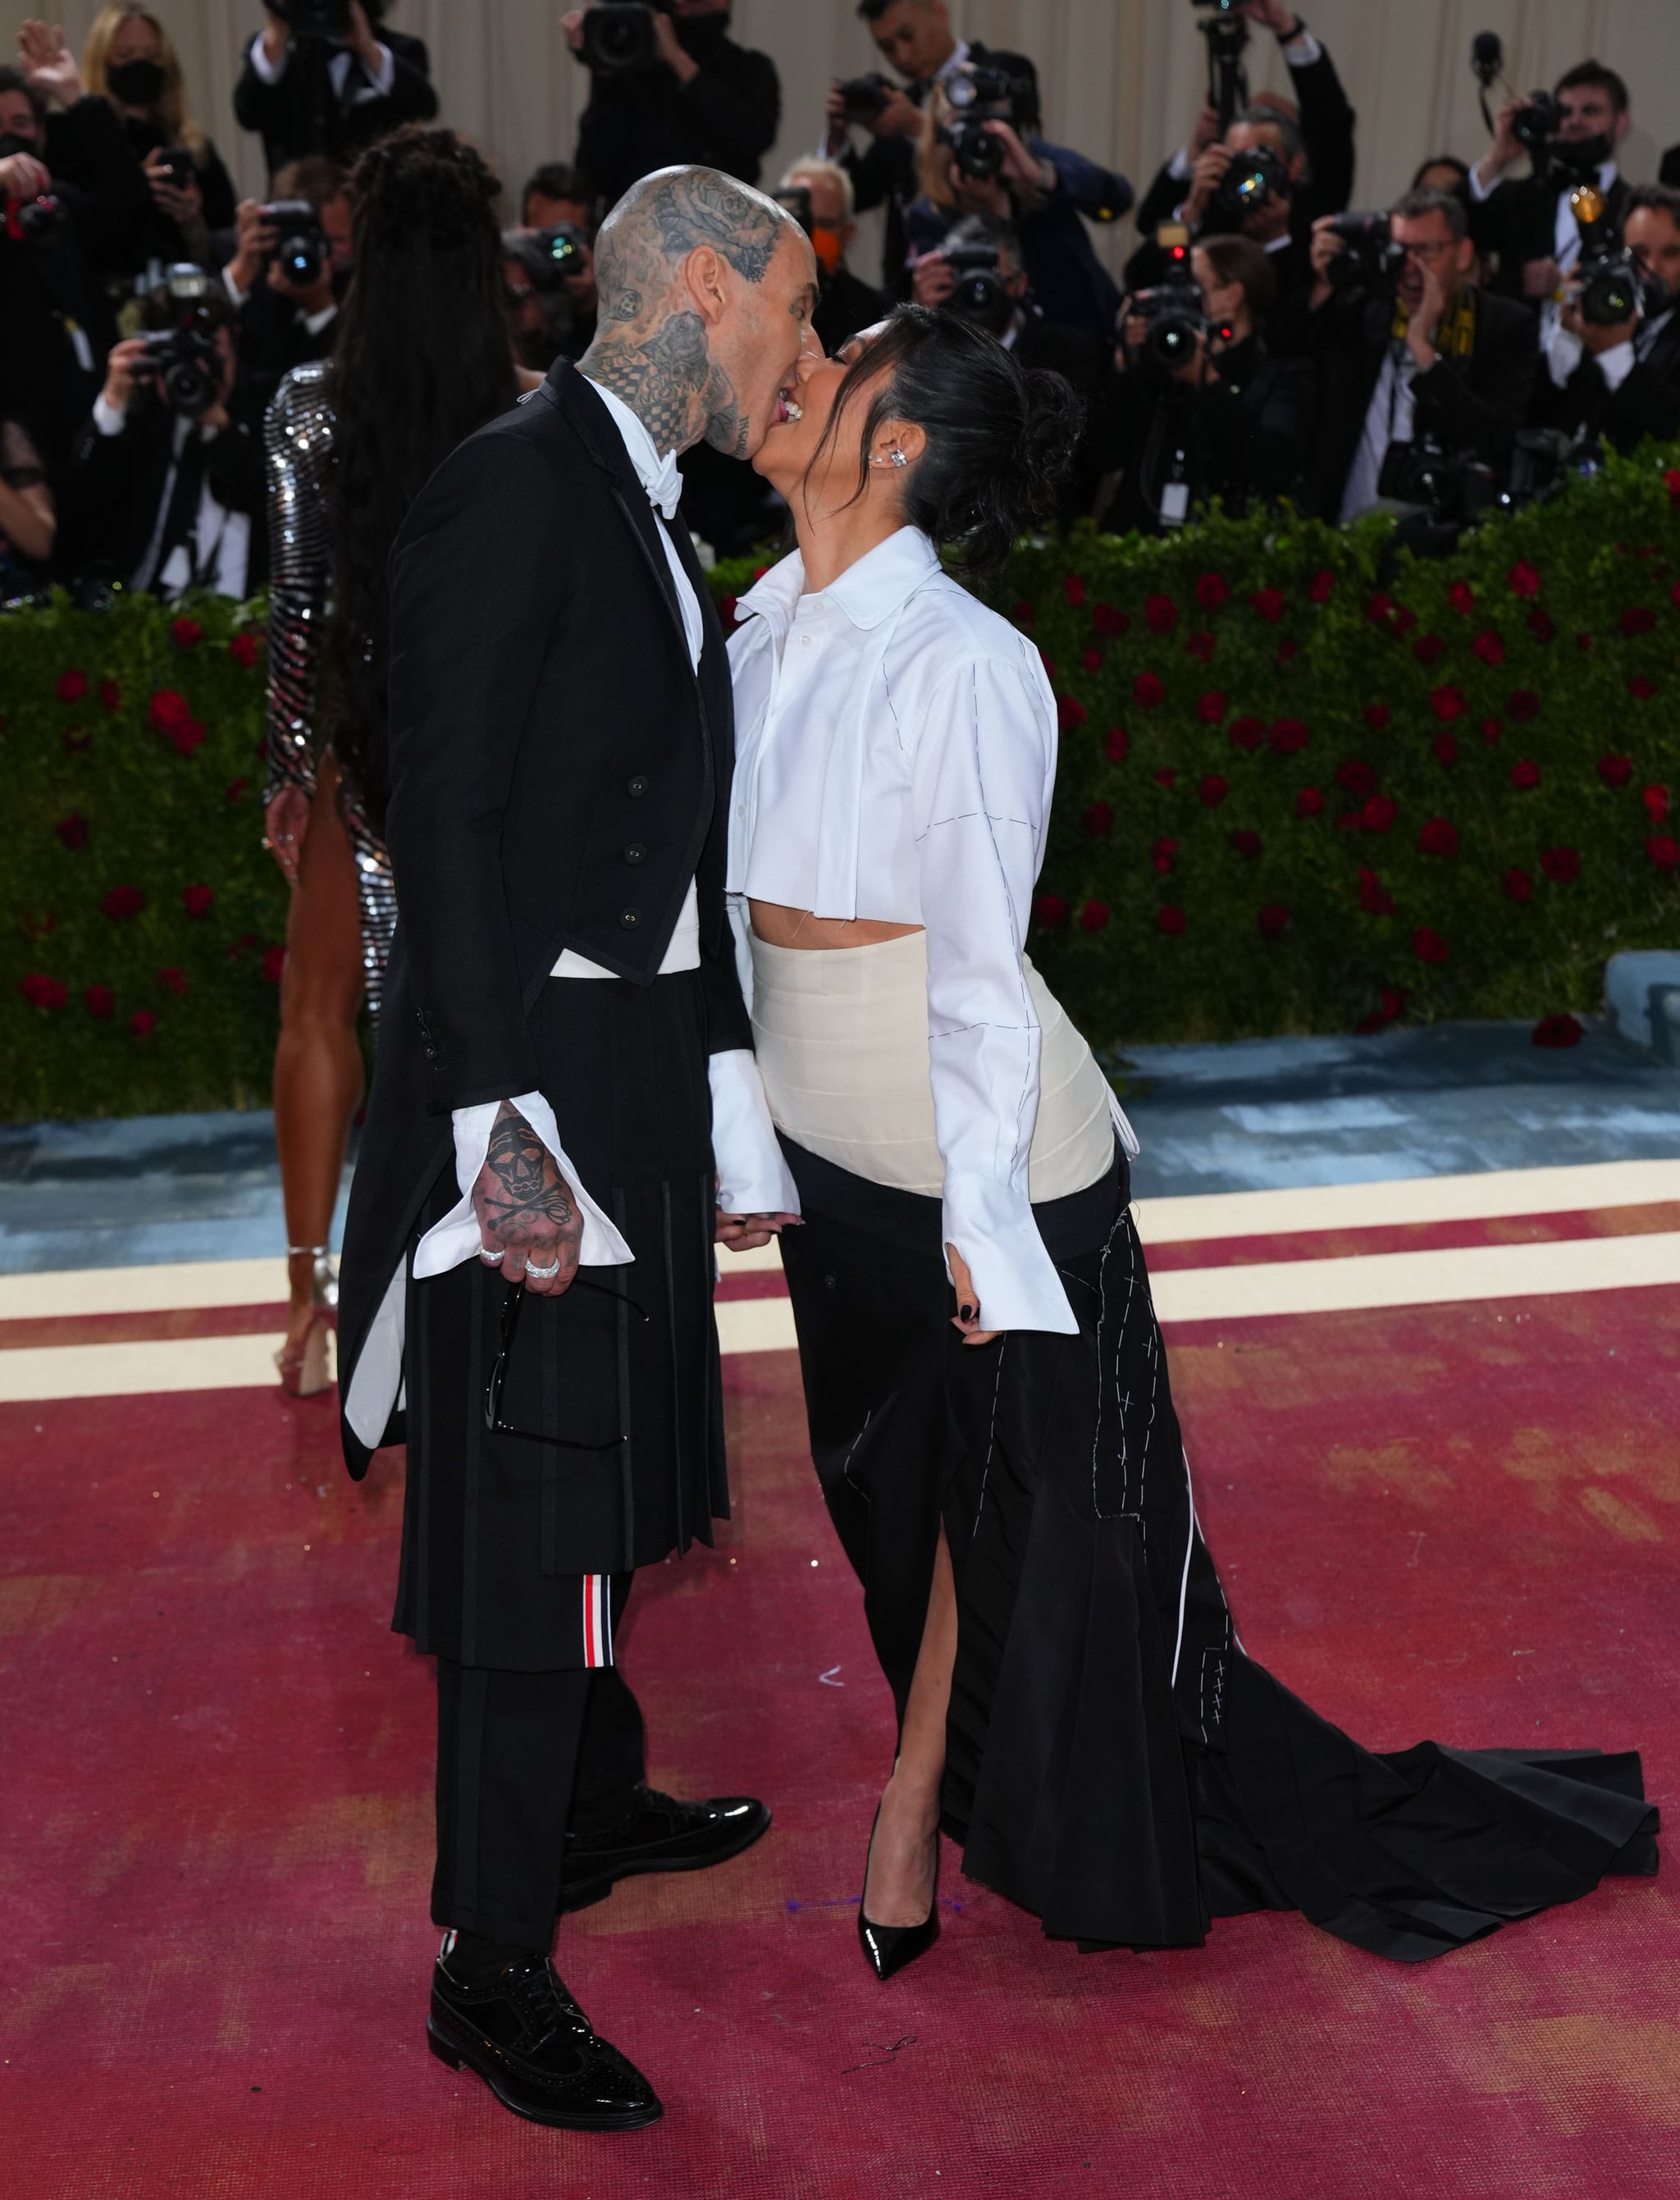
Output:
top-left (4, 1283), bottom-right (1677, 2198)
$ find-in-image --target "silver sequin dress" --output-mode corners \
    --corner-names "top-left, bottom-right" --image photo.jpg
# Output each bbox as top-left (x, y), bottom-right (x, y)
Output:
top-left (263, 359), bottom-right (399, 1025)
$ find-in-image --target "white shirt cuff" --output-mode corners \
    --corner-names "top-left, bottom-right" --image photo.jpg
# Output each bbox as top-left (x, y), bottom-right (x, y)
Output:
top-left (1468, 161), bottom-right (1498, 204)
top-left (710, 1050), bottom-right (801, 1216)
top-left (413, 1093), bottom-right (634, 1280)
top-left (1168, 145), bottom-right (1194, 182)
top-left (92, 394), bottom-right (126, 437)
top-left (362, 40), bottom-right (396, 96)
top-left (1596, 338), bottom-right (1638, 391)
top-left (247, 30), bottom-right (286, 84)
top-left (1545, 322), bottom-right (1585, 387)
top-left (221, 262), bottom-right (249, 308)
top-left (1281, 29), bottom-right (1324, 65)
top-left (942, 1171), bottom-right (1077, 1336)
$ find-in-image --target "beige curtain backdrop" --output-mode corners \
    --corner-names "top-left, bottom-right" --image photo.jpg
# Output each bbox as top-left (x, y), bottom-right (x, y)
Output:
top-left (41, 0), bottom-right (1680, 280)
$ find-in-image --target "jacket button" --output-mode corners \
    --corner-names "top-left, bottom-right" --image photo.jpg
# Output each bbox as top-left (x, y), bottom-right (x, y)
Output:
top-left (627, 774), bottom-right (649, 797)
top-left (619, 907), bottom-right (641, 929)
top-left (623, 842), bottom-right (646, 865)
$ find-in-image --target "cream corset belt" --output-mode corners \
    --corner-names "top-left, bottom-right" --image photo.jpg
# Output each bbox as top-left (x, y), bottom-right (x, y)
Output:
top-left (749, 930), bottom-right (1118, 1203)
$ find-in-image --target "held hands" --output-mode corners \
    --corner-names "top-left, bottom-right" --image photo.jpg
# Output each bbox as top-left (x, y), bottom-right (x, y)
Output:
top-left (18, 19), bottom-right (80, 106)
top-left (472, 1102), bottom-right (583, 1299)
top-left (946, 1244), bottom-right (1000, 1347)
top-left (714, 1208), bottom-right (801, 1254)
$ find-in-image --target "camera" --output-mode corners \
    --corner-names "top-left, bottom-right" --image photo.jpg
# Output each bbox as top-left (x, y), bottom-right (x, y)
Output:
top-left (1377, 435), bottom-right (1498, 527)
top-left (504, 223), bottom-right (590, 292)
top-left (581, 0), bottom-right (673, 75)
top-left (1126, 276), bottom-right (1211, 370)
top-left (2, 188), bottom-right (65, 244)
top-left (836, 71), bottom-right (892, 127)
top-left (1324, 212), bottom-right (1407, 294)
top-left (259, 198), bottom-right (329, 287)
top-left (1216, 143), bottom-right (1290, 219)
top-left (943, 239), bottom-right (1016, 336)
top-left (270, 0), bottom-right (354, 37)
top-left (136, 268), bottom-right (223, 418)
top-left (1575, 241), bottom-right (1641, 326)
top-left (1510, 89), bottom-right (1563, 154)
top-left (937, 60), bottom-right (1035, 181)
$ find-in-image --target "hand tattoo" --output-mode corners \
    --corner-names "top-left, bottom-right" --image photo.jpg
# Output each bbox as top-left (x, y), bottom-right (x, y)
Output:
top-left (478, 1104), bottom-right (575, 1242)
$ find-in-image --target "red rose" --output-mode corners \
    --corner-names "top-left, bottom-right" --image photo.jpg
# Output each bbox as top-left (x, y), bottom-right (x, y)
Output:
top-left (1228, 716), bottom-right (1268, 753)
top-left (1507, 561), bottom-right (1541, 598)
top-left (1011, 599), bottom-right (1035, 628)
top-left (1418, 818), bottom-right (1459, 858)
top-left (1647, 835), bottom-right (1680, 870)
top-left (98, 678), bottom-right (121, 713)
top-left (155, 966), bottom-right (189, 997)
top-left (1295, 786), bottom-right (1325, 818)
top-left (262, 945), bottom-right (287, 984)
top-left (228, 631), bottom-right (262, 668)
top-left (1079, 899), bottom-right (1110, 933)
top-left (718, 595), bottom-right (739, 630)
top-left (1360, 794), bottom-right (1397, 833)
top-left (1195, 690), bottom-right (1228, 725)
top-left (1057, 694), bottom-right (1089, 732)
top-left (1080, 646), bottom-right (1104, 673)
top-left (1364, 591), bottom-right (1394, 628)
top-left (1628, 675), bottom-right (1659, 701)
top-left (1363, 705), bottom-right (1392, 733)
top-left (1393, 605), bottom-right (1418, 636)
top-left (1644, 784), bottom-right (1672, 823)
top-left (1034, 893), bottom-right (1070, 929)
top-left (1532, 1013), bottom-right (1583, 1050)
top-left (55, 813), bottom-right (89, 851)
top-left (1145, 592), bottom-right (1180, 635)
top-left (129, 1009), bottom-right (157, 1038)
top-left (21, 973), bottom-right (68, 1012)
top-left (1481, 718), bottom-right (1502, 746)
top-left (1269, 717), bottom-right (1309, 755)
top-left (1503, 867), bottom-right (1534, 902)
top-left (1358, 868), bottom-right (1395, 915)
top-left (1039, 650), bottom-right (1057, 682)
top-left (1430, 685), bottom-right (1468, 722)
top-left (1151, 836), bottom-right (1179, 874)
top-left (1185, 629), bottom-right (1217, 663)
top-left (1666, 468), bottom-right (1680, 505)
top-left (1230, 828), bottom-right (1262, 860)
top-left (85, 981), bottom-right (117, 1017)
top-left (1063, 573), bottom-right (1087, 609)
top-left (170, 616), bottom-right (203, 650)
top-left (1447, 581), bottom-right (1477, 614)
top-left (1413, 926), bottom-right (1449, 965)
top-left (1598, 754), bottom-right (1633, 786)
top-left (1356, 986), bottom-right (1408, 1034)
top-left (1257, 902), bottom-right (1290, 938)
top-left (1104, 727), bottom-right (1129, 764)
top-left (1249, 587), bottom-right (1286, 624)
top-left (182, 883), bottom-right (215, 919)
top-left (1195, 572), bottom-right (1230, 612)
top-left (1133, 672), bottom-right (1166, 710)
top-left (1306, 568), bottom-right (1335, 605)
top-left (1432, 734), bottom-right (1459, 765)
top-left (102, 885), bottom-right (146, 921)
top-left (1510, 760), bottom-right (1541, 790)
top-left (167, 716), bottom-right (207, 757)
top-left (1198, 774), bottom-right (1229, 807)
top-left (1471, 629), bottom-right (1505, 667)
top-left (226, 778), bottom-right (249, 804)
top-left (1091, 602), bottom-right (1127, 637)
top-left (148, 687), bottom-right (191, 734)
top-left (1527, 609), bottom-right (1556, 642)
top-left (1506, 689), bottom-right (1541, 722)
top-left (1157, 905), bottom-right (1186, 936)
top-left (1083, 800), bottom-right (1113, 838)
top-left (1619, 605), bottom-right (1657, 637)
top-left (1153, 768), bottom-right (1176, 789)
top-left (1413, 632), bottom-right (1446, 666)
top-left (56, 669), bottom-right (89, 704)
top-left (1540, 847), bottom-right (1581, 883)
top-left (1275, 640), bottom-right (1301, 669)
top-left (1577, 631), bottom-right (1595, 651)
top-left (1335, 759), bottom-right (1377, 797)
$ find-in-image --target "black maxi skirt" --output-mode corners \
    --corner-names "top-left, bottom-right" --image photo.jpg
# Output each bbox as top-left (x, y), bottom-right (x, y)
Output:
top-left (394, 970), bottom-right (728, 1672)
top-left (777, 1135), bottom-right (1659, 1961)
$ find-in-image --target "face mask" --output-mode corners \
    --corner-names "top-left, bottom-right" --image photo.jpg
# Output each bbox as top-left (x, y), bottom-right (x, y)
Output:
top-left (0, 130), bottom-right (40, 159)
top-left (810, 223), bottom-right (845, 276)
top-left (107, 57), bottom-right (167, 106)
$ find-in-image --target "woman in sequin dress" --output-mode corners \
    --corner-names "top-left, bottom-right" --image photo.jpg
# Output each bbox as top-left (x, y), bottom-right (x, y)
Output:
top-left (263, 126), bottom-right (538, 1391)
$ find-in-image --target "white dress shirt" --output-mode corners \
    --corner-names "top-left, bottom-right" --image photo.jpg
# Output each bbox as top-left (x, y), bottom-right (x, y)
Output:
top-left (1546, 303), bottom-right (1673, 393)
top-left (245, 28), bottom-right (397, 105)
top-left (1340, 342), bottom-right (1416, 522)
top-left (728, 527), bottom-right (1107, 1335)
top-left (92, 397), bottom-right (252, 599)
top-left (1469, 157), bottom-right (1620, 354)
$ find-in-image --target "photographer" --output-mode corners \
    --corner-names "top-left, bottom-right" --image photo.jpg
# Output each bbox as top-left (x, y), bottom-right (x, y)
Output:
top-left (1284, 188), bottom-right (1537, 521)
top-left (522, 159), bottom-right (593, 230)
top-left (1133, 2), bottom-right (1354, 240)
top-left (1103, 231), bottom-right (1313, 535)
top-left (778, 157), bottom-right (885, 351)
top-left (564, 0), bottom-right (778, 214)
top-left (58, 272), bottom-right (265, 598)
top-left (1129, 104), bottom-right (1317, 308)
top-left (1468, 62), bottom-right (1631, 306)
top-left (234, 2), bottom-right (436, 176)
top-left (1531, 183), bottom-right (1680, 455)
top-left (221, 157), bottom-right (353, 427)
top-left (501, 222), bottom-right (598, 371)
top-left (821, 0), bottom-right (1039, 297)
top-left (906, 75), bottom-right (1131, 343)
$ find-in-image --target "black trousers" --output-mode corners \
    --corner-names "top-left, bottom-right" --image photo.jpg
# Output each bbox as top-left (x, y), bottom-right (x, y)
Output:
top-left (432, 1576), bottom-right (646, 1949)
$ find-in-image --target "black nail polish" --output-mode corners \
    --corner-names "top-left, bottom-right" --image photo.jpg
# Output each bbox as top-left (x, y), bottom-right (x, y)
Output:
top-left (959, 1303), bottom-right (976, 1323)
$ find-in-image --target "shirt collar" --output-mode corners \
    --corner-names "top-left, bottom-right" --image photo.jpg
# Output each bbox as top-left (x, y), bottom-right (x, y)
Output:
top-left (583, 374), bottom-right (685, 518)
top-left (738, 527), bottom-right (941, 636)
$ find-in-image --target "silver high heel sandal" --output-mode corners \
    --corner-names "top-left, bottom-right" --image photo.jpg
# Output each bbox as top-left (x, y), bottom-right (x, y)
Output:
top-left (276, 1244), bottom-right (338, 1397)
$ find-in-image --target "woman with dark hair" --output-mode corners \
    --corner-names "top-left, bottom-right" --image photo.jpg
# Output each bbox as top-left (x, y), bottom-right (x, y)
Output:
top-left (263, 124), bottom-right (526, 1392)
top-left (731, 305), bottom-right (1656, 1979)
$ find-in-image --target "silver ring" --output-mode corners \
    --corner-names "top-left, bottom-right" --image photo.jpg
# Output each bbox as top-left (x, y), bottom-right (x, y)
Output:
top-left (477, 1244), bottom-right (503, 1266)
top-left (523, 1255), bottom-right (561, 1281)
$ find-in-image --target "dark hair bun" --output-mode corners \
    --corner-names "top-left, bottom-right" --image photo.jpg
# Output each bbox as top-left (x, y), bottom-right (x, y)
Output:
top-left (828, 306), bottom-right (1084, 577)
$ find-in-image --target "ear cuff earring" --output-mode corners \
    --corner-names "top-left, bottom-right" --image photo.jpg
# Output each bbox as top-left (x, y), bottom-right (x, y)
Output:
top-left (870, 449), bottom-right (909, 468)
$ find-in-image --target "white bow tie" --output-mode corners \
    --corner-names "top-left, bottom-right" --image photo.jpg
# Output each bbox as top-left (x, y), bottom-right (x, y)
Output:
top-left (646, 451), bottom-right (684, 522)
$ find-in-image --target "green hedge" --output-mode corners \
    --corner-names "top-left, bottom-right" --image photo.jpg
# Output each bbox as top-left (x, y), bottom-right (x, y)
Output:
top-left (7, 446), bottom-right (1680, 1121)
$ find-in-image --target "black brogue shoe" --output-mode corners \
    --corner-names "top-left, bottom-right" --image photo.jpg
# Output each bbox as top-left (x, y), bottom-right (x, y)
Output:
top-left (557, 1785), bottom-right (771, 1913)
top-left (427, 1947), bottom-right (662, 2130)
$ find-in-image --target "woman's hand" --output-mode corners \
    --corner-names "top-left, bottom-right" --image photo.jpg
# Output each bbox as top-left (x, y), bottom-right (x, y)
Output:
top-left (144, 146), bottom-right (203, 228)
top-left (264, 785), bottom-right (311, 884)
top-left (18, 19), bottom-right (80, 106)
top-left (982, 119), bottom-right (1051, 190)
top-left (715, 1209), bottom-right (801, 1253)
top-left (946, 1244), bottom-right (1000, 1346)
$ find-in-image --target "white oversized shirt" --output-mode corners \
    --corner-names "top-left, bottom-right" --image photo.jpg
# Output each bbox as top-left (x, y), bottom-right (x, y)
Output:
top-left (728, 527), bottom-right (1080, 1335)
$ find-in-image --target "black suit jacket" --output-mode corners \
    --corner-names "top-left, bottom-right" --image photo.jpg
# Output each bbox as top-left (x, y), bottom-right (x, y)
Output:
top-left (573, 31), bottom-right (780, 212)
top-left (57, 402), bottom-right (267, 594)
top-left (1529, 311), bottom-right (1680, 454)
top-left (232, 27), bottom-right (437, 176)
top-left (1662, 145), bottom-right (1680, 189)
top-left (336, 362), bottom-right (750, 1465)
top-left (1467, 171), bottom-right (1632, 302)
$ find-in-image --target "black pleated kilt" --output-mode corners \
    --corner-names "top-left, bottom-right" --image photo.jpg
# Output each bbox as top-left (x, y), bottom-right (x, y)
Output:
top-left (778, 1135), bottom-right (1659, 1960)
top-left (395, 970), bottom-right (727, 1671)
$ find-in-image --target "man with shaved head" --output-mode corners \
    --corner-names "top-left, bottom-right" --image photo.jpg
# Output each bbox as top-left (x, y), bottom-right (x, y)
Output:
top-left (335, 166), bottom-right (819, 2129)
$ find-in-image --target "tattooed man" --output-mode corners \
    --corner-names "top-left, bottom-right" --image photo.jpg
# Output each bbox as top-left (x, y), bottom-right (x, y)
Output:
top-left (332, 167), bottom-right (818, 2129)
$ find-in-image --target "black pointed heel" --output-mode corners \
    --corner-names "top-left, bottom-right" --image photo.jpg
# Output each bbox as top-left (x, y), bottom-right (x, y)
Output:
top-left (856, 1804), bottom-right (940, 1982)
